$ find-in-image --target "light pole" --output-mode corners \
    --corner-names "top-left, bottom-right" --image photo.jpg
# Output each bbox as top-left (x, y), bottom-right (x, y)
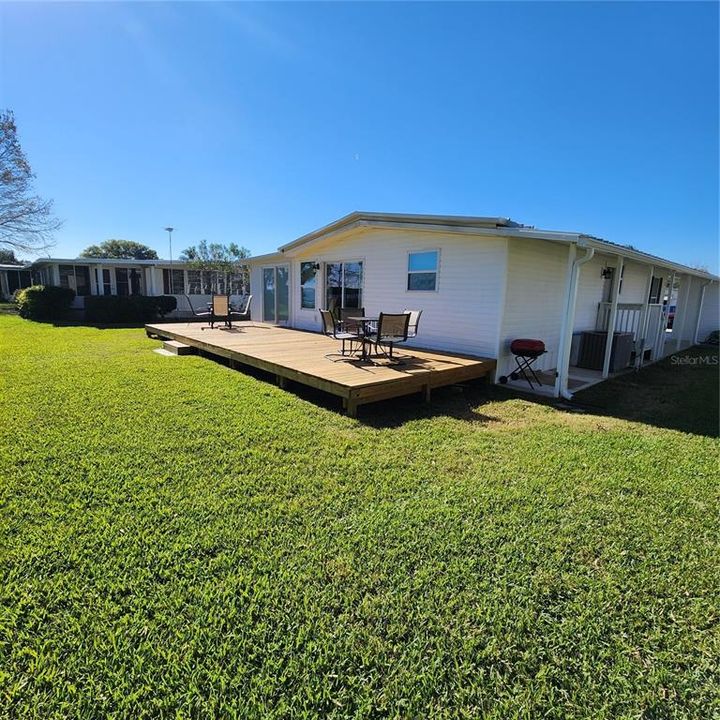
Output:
top-left (164, 227), bottom-right (174, 292)
top-left (164, 227), bottom-right (174, 263)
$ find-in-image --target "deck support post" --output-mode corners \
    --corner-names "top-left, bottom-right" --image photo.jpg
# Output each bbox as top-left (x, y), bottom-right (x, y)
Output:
top-left (424, 384), bottom-right (432, 403)
top-left (346, 400), bottom-right (358, 418)
top-left (277, 375), bottom-right (287, 389)
top-left (602, 254), bottom-right (624, 379)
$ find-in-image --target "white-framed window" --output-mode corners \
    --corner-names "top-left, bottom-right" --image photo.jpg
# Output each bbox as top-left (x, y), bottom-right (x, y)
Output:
top-left (300, 262), bottom-right (317, 309)
top-left (325, 260), bottom-right (363, 311)
top-left (407, 250), bottom-right (439, 292)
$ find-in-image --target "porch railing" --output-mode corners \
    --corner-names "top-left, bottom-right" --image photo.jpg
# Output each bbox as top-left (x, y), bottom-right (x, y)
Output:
top-left (596, 302), bottom-right (666, 357)
top-left (596, 302), bottom-right (644, 339)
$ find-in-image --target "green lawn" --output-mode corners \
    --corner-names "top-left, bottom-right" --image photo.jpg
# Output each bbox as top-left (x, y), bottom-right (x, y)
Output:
top-left (1, 315), bottom-right (718, 719)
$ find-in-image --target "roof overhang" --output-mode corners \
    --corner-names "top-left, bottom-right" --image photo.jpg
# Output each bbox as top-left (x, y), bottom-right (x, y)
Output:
top-left (276, 211), bottom-right (521, 255)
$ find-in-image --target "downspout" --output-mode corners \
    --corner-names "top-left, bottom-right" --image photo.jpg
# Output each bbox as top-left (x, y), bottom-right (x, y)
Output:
top-left (555, 243), bottom-right (595, 400)
top-left (693, 280), bottom-right (713, 344)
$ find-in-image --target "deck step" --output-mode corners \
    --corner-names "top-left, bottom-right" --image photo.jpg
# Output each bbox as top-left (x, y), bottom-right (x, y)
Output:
top-left (162, 340), bottom-right (195, 355)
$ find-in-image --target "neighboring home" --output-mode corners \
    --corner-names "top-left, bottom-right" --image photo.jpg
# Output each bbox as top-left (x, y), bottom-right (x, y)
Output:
top-left (0, 263), bottom-right (33, 298)
top-left (246, 212), bottom-right (719, 398)
top-left (0, 257), bottom-right (248, 314)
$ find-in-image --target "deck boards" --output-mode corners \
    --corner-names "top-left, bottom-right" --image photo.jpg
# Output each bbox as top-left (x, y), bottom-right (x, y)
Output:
top-left (145, 322), bottom-right (496, 416)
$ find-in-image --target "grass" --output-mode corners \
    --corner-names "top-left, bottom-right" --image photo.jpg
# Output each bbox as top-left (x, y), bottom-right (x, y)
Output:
top-left (0, 314), bottom-right (718, 719)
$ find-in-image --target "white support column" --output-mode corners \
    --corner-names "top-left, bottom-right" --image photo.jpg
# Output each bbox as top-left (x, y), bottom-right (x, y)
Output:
top-left (637, 264), bottom-right (654, 368)
top-left (602, 255), bottom-right (624, 378)
top-left (655, 271), bottom-right (676, 359)
top-left (555, 244), bottom-right (595, 399)
top-left (673, 275), bottom-right (691, 350)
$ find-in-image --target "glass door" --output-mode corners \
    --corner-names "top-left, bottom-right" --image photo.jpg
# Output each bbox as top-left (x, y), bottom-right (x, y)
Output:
top-left (263, 266), bottom-right (289, 324)
top-left (325, 261), bottom-right (363, 313)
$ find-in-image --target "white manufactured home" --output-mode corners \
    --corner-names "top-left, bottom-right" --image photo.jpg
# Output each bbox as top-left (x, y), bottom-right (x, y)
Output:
top-left (247, 212), bottom-right (719, 398)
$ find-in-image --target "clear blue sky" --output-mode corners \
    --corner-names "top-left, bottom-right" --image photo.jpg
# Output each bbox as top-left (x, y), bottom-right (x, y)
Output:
top-left (1, 2), bottom-right (717, 270)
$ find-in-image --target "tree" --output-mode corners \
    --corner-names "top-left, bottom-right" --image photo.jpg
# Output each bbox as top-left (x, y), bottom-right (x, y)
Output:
top-left (0, 110), bottom-right (62, 254)
top-left (179, 240), bottom-right (251, 294)
top-left (80, 239), bottom-right (158, 260)
top-left (0, 248), bottom-right (23, 265)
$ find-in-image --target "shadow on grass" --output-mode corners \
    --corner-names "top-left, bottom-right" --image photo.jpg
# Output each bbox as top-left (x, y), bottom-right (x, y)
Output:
top-left (194, 349), bottom-right (501, 426)
top-left (572, 346), bottom-right (719, 438)
top-left (182, 343), bottom-right (719, 435)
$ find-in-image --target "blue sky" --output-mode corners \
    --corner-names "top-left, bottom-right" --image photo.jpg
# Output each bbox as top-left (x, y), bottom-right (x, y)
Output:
top-left (1, 2), bottom-right (717, 270)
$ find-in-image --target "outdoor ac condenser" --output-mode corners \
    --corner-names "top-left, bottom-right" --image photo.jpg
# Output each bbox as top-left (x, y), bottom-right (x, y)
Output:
top-left (577, 331), bottom-right (634, 372)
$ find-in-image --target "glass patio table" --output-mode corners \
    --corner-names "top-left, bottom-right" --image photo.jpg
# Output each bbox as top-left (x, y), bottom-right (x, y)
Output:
top-left (347, 316), bottom-right (378, 361)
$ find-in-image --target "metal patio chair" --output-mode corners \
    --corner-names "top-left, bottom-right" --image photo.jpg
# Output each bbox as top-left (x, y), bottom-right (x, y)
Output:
top-left (367, 312), bottom-right (411, 364)
top-left (185, 295), bottom-right (212, 325)
top-left (402, 309), bottom-right (423, 339)
top-left (229, 294), bottom-right (252, 324)
top-left (320, 309), bottom-right (361, 360)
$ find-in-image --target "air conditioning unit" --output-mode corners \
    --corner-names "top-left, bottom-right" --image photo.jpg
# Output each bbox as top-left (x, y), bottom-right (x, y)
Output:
top-left (577, 331), bottom-right (633, 372)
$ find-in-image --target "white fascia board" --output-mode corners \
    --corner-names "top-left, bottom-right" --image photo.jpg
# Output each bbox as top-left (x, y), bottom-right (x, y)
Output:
top-left (581, 238), bottom-right (718, 280)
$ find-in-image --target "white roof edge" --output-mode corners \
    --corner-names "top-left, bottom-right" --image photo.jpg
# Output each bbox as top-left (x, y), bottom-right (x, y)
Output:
top-left (579, 236), bottom-right (718, 281)
top-left (272, 211), bottom-right (717, 281)
top-left (25, 258), bottom-right (219, 267)
top-left (277, 211), bottom-right (518, 253)
top-left (246, 252), bottom-right (285, 264)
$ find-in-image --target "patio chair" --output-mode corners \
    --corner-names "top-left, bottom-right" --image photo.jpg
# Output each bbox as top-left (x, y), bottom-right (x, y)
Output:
top-left (402, 309), bottom-right (423, 339)
top-left (229, 294), bottom-right (252, 323)
top-left (184, 295), bottom-right (212, 324)
top-left (338, 307), bottom-right (366, 334)
top-left (367, 312), bottom-right (410, 364)
top-left (320, 309), bottom-right (361, 360)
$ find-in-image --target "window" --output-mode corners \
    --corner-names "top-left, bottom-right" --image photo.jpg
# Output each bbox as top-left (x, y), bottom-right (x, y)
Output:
top-left (7, 270), bottom-right (31, 294)
top-left (129, 268), bottom-right (142, 295)
top-left (116, 268), bottom-right (130, 296)
top-left (325, 261), bottom-right (363, 312)
top-left (58, 265), bottom-right (90, 296)
top-left (300, 262), bottom-right (317, 309)
top-left (648, 276), bottom-right (662, 304)
top-left (94, 267), bottom-right (111, 295)
top-left (162, 269), bottom-right (185, 294)
top-left (59, 265), bottom-right (75, 290)
top-left (187, 270), bottom-right (202, 294)
top-left (407, 250), bottom-right (438, 291)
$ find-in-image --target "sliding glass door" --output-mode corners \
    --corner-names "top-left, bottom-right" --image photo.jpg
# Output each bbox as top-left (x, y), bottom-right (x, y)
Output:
top-left (262, 266), bottom-right (289, 324)
top-left (325, 261), bottom-right (363, 313)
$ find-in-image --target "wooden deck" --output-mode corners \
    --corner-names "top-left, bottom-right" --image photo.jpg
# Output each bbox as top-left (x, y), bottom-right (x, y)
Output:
top-left (145, 322), bottom-right (496, 416)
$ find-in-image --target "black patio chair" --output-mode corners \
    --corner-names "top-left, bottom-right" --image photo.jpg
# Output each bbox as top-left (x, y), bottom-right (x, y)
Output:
top-left (337, 307), bottom-right (366, 335)
top-left (320, 309), bottom-right (361, 360)
top-left (367, 312), bottom-right (411, 364)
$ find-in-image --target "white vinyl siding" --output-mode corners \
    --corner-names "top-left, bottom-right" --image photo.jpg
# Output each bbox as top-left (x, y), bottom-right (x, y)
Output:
top-left (274, 229), bottom-right (506, 357)
top-left (498, 238), bottom-right (569, 378)
top-left (697, 282), bottom-right (719, 343)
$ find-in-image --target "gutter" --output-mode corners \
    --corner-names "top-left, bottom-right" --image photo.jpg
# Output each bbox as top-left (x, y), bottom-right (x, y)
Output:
top-left (694, 280), bottom-right (713, 344)
top-left (555, 243), bottom-right (596, 400)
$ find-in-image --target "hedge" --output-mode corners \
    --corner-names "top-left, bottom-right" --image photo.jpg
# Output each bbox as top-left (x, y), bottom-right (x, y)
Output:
top-left (15, 285), bottom-right (76, 321)
top-left (84, 295), bottom-right (177, 324)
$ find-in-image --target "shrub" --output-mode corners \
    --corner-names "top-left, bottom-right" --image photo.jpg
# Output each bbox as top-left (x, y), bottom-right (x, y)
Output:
top-left (84, 295), bottom-right (177, 324)
top-left (155, 295), bottom-right (177, 318)
top-left (16, 285), bottom-right (76, 321)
